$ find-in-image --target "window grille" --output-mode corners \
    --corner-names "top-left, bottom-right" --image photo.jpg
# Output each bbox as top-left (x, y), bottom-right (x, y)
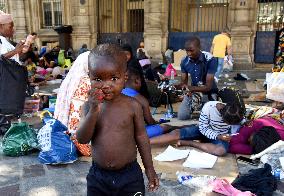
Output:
top-left (257, 0), bottom-right (284, 31)
top-left (97, 0), bottom-right (144, 33)
top-left (42, 0), bottom-right (62, 29)
top-left (169, 0), bottom-right (229, 32)
top-left (0, 0), bottom-right (7, 12)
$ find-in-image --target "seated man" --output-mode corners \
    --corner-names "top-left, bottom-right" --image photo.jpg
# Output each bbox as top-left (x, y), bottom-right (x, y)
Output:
top-left (150, 101), bottom-right (244, 156)
top-left (177, 36), bottom-right (218, 120)
top-left (122, 65), bottom-right (181, 138)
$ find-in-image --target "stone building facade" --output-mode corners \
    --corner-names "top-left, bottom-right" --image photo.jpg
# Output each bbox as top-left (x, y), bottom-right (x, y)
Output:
top-left (2, 0), bottom-right (283, 69)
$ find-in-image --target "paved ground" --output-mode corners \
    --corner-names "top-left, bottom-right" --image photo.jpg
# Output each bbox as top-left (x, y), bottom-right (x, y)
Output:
top-left (0, 69), bottom-right (283, 196)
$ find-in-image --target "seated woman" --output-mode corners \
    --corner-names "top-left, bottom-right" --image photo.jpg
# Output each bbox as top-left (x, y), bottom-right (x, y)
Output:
top-left (54, 51), bottom-right (91, 156)
top-left (229, 116), bottom-right (284, 155)
top-left (122, 65), bottom-right (181, 137)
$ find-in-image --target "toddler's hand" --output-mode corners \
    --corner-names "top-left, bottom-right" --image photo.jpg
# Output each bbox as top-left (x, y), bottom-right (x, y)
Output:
top-left (145, 167), bottom-right (159, 192)
top-left (88, 88), bottom-right (104, 109)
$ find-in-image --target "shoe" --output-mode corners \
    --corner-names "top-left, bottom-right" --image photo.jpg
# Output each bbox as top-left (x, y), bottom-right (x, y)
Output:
top-left (234, 73), bottom-right (247, 81)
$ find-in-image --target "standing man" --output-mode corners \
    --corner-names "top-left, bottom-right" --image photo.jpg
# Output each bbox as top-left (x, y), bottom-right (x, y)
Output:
top-left (210, 27), bottom-right (232, 80)
top-left (177, 37), bottom-right (218, 120)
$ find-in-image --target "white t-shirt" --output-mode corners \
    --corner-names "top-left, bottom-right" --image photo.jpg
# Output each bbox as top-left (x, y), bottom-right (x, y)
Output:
top-left (0, 35), bottom-right (21, 64)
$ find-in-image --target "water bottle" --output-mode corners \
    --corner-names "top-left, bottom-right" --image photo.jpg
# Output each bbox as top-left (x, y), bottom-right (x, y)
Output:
top-left (176, 171), bottom-right (193, 184)
top-left (273, 169), bottom-right (281, 180)
top-left (170, 69), bottom-right (175, 80)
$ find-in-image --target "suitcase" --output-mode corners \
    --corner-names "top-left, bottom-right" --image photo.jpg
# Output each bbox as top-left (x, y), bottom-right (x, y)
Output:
top-left (218, 87), bottom-right (245, 113)
top-left (0, 56), bottom-right (28, 115)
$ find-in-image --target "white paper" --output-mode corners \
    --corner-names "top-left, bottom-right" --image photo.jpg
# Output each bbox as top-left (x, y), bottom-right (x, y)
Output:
top-left (154, 145), bottom-right (190, 162)
top-left (182, 150), bottom-right (217, 169)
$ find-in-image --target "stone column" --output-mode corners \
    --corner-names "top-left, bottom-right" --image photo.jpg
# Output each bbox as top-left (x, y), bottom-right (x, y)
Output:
top-left (144, 0), bottom-right (169, 61)
top-left (71, 0), bottom-right (96, 51)
top-left (229, 0), bottom-right (257, 70)
top-left (9, 0), bottom-right (28, 41)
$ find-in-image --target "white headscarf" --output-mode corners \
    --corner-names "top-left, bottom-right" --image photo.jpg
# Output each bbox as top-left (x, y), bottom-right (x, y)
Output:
top-left (54, 51), bottom-right (90, 126)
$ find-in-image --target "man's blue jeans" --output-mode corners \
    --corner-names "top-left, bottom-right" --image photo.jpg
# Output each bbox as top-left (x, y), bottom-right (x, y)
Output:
top-left (215, 57), bottom-right (224, 79)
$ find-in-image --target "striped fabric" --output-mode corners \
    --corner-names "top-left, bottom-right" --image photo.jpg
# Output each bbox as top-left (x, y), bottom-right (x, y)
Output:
top-left (199, 101), bottom-right (231, 140)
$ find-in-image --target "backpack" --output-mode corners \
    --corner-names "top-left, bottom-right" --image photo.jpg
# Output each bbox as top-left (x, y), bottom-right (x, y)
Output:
top-left (0, 56), bottom-right (28, 115)
top-left (218, 87), bottom-right (245, 113)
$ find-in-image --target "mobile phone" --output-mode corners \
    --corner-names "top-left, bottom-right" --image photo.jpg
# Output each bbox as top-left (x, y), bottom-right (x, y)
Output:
top-left (236, 156), bottom-right (260, 166)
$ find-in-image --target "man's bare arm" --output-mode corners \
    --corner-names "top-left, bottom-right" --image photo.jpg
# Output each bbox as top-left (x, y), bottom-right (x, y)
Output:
top-left (3, 41), bottom-right (24, 59)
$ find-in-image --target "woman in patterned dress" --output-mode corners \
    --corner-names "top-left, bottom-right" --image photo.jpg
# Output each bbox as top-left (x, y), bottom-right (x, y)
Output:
top-left (54, 51), bottom-right (91, 156)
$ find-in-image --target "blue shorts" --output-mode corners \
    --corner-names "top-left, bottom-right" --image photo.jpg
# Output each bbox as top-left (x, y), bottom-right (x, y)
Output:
top-left (179, 125), bottom-right (229, 152)
top-left (146, 124), bottom-right (163, 138)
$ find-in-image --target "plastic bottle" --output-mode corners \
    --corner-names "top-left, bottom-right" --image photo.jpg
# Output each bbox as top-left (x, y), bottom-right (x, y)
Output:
top-left (274, 168), bottom-right (281, 180)
top-left (176, 171), bottom-right (193, 184)
top-left (170, 69), bottom-right (175, 80)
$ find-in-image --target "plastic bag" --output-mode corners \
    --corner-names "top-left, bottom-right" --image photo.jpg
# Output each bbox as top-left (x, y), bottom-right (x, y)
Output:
top-left (266, 72), bottom-right (284, 103)
top-left (223, 55), bottom-right (233, 72)
top-left (37, 118), bottom-right (77, 164)
top-left (2, 122), bottom-right (38, 156)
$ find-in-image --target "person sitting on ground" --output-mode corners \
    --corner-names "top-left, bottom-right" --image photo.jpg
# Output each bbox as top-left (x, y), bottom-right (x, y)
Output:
top-left (122, 65), bottom-right (182, 138)
top-left (122, 44), bottom-right (149, 99)
top-left (77, 44), bottom-right (159, 195)
top-left (150, 101), bottom-right (244, 156)
top-left (229, 116), bottom-right (284, 155)
top-left (177, 36), bottom-right (218, 120)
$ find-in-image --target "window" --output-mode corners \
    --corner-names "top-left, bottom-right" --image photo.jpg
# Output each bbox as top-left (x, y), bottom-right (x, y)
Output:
top-left (257, 0), bottom-right (284, 31)
top-left (41, 0), bottom-right (62, 28)
top-left (169, 0), bottom-right (229, 32)
top-left (0, 0), bottom-right (7, 12)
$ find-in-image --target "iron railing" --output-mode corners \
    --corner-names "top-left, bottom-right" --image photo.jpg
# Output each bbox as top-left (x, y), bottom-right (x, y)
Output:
top-left (257, 0), bottom-right (284, 31)
top-left (41, 0), bottom-right (62, 29)
top-left (97, 0), bottom-right (144, 33)
top-left (169, 0), bottom-right (229, 32)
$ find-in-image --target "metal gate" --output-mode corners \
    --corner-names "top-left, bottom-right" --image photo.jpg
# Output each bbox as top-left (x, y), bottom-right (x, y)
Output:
top-left (97, 0), bottom-right (144, 51)
top-left (254, 0), bottom-right (284, 64)
top-left (168, 0), bottom-right (229, 51)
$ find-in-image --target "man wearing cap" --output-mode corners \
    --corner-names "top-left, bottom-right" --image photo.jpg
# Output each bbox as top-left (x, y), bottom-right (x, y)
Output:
top-left (0, 10), bottom-right (24, 64)
top-left (210, 27), bottom-right (232, 80)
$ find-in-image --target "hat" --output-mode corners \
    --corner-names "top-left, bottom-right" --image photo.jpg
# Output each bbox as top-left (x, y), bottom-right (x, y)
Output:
top-left (0, 10), bottom-right (13, 24)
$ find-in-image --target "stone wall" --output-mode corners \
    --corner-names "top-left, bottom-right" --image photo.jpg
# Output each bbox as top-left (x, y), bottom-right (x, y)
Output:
top-left (9, 0), bottom-right (259, 69)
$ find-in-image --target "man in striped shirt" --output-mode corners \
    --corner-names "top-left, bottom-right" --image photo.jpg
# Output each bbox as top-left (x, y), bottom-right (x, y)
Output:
top-left (150, 101), bottom-right (244, 156)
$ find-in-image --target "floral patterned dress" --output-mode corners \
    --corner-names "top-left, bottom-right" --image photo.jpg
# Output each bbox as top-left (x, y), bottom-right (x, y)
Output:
top-left (68, 76), bottom-right (92, 156)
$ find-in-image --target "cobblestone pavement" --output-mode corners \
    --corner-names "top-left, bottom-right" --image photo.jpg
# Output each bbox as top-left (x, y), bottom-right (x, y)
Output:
top-left (1, 69), bottom-right (283, 196)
